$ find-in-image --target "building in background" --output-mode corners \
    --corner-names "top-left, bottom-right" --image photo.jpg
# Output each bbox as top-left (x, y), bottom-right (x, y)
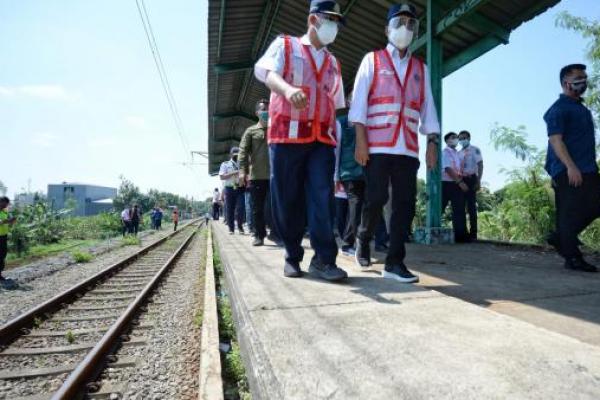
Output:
top-left (47, 182), bottom-right (117, 217)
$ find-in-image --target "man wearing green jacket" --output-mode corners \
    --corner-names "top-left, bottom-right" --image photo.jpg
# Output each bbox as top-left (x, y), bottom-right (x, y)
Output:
top-left (239, 99), bottom-right (272, 246)
top-left (0, 196), bottom-right (16, 281)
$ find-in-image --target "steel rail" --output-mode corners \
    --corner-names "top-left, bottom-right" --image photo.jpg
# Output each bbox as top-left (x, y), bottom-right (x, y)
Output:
top-left (51, 223), bottom-right (200, 399)
top-left (0, 219), bottom-right (199, 346)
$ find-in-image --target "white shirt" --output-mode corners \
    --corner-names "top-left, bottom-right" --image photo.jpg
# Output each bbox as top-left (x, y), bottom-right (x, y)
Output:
top-left (459, 145), bottom-right (483, 176)
top-left (212, 190), bottom-right (220, 203)
top-left (348, 43), bottom-right (441, 156)
top-left (219, 159), bottom-right (239, 188)
top-left (334, 119), bottom-right (343, 181)
top-left (254, 34), bottom-right (346, 110)
top-left (121, 209), bottom-right (131, 221)
top-left (442, 146), bottom-right (463, 182)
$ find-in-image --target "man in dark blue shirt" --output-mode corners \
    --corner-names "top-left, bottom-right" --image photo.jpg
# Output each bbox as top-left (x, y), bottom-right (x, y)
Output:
top-left (544, 63), bottom-right (600, 272)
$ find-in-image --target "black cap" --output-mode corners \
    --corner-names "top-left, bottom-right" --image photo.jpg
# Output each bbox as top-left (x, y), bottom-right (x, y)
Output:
top-left (444, 132), bottom-right (458, 142)
top-left (387, 3), bottom-right (417, 21)
top-left (310, 0), bottom-right (346, 24)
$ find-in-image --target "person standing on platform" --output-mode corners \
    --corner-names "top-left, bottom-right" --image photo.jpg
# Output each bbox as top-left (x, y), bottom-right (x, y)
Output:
top-left (334, 99), bottom-right (366, 257)
top-left (442, 132), bottom-right (468, 242)
top-left (254, 0), bottom-right (348, 281)
top-left (0, 197), bottom-right (16, 281)
top-left (219, 147), bottom-right (245, 234)
top-left (239, 99), bottom-right (272, 247)
top-left (350, 3), bottom-right (440, 283)
top-left (544, 63), bottom-right (600, 272)
top-left (212, 188), bottom-right (221, 220)
top-left (458, 130), bottom-right (483, 241)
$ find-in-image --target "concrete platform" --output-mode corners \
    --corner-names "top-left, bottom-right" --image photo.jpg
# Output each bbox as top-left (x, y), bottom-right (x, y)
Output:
top-left (212, 222), bottom-right (600, 400)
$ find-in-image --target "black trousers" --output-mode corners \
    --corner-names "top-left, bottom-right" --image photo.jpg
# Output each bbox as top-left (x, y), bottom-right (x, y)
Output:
top-left (463, 175), bottom-right (479, 239)
top-left (212, 203), bottom-right (220, 220)
top-left (250, 180), bottom-right (269, 239)
top-left (358, 154), bottom-right (419, 265)
top-left (553, 172), bottom-right (600, 258)
top-left (224, 187), bottom-right (245, 233)
top-left (0, 235), bottom-right (7, 273)
top-left (442, 181), bottom-right (467, 241)
top-left (341, 180), bottom-right (365, 249)
top-left (122, 220), bottom-right (130, 236)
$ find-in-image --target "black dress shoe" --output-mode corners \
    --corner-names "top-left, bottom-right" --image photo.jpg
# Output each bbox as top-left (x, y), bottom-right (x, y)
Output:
top-left (284, 261), bottom-right (303, 278)
top-left (565, 257), bottom-right (598, 273)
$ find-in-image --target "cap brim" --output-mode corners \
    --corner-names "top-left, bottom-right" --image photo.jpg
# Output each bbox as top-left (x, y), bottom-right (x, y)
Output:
top-left (390, 10), bottom-right (417, 19)
top-left (319, 10), bottom-right (347, 25)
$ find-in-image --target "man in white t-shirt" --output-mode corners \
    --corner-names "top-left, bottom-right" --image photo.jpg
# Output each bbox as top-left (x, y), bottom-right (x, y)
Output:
top-left (121, 207), bottom-right (131, 237)
top-left (219, 147), bottom-right (245, 234)
top-left (442, 132), bottom-right (468, 242)
top-left (458, 130), bottom-right (483, 240)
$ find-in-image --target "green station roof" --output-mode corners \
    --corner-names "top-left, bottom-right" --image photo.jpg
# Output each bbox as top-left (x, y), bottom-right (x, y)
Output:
top-left (207, 0), bottom-right (561, 174)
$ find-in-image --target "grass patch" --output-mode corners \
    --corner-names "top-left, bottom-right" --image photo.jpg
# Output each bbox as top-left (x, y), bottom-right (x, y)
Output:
top-left (194, 310), bottom-right (204, 328)
top-left (213, 242), bottom-right (251, 400)
top-left (65, 330), bottom-right (75, 344)
top-left (5, 239), bottom-right (98, 269)
top-left (71, 250), bottom-right (93, 263)
top-left (121, 236), bottom-right (141, 246)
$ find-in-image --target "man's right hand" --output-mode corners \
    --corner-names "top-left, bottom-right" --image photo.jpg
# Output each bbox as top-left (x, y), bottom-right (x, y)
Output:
top-left (285, 87), bottom-right (308, 110)
top-left (355, 141), bottom-right (369, 166)
top-left (567, 165), bottom-right (583, 187)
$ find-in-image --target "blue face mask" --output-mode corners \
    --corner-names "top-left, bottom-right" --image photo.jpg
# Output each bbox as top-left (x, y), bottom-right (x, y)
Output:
top-left (259, 111), bottom-right (269, 122)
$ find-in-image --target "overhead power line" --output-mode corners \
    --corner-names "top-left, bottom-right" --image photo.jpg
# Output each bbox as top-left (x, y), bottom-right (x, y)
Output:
top-left (135, 0), bottom-right (191, 158)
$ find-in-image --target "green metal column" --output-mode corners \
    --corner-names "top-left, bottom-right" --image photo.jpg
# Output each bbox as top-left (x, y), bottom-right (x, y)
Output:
top-left (426, 0), bottom-right (443, 230)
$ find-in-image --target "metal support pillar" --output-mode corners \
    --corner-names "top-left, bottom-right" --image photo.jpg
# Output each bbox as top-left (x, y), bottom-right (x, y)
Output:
top-left (415, 0), bottom-right (453, 244)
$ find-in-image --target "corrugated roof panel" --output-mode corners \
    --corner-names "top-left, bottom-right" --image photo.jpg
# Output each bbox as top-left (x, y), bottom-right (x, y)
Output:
top-left (207, 0), bottom-right (561, 174)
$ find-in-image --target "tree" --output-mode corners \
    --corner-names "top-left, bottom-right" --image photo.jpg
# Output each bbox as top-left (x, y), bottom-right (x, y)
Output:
top-left (113, 176), bottom-right (144, 211)
top-left (556, 12), bottom-right (600, 149)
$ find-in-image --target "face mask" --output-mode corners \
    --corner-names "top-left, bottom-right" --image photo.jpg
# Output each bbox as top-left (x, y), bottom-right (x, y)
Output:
top-left (569, 80), bottom-right (588, 96)
top-left (259, 111), bottom-right (269, 122)
top-left (459, 139), bottom-right (470, 148)
top-left (315, 19), bottom-right (338, 46)
top-left (447, 138), bottom-right (459, 148)
top-left (388, 25), bottom-right (413, 50)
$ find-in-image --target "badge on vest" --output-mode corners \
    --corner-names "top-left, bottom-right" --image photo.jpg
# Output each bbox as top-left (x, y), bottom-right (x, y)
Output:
top-left (380, 69), bottom-right (395, 76)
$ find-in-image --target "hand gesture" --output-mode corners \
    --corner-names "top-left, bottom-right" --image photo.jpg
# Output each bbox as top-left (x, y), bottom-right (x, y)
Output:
top-left (285, 87), bottom-right (308, 110)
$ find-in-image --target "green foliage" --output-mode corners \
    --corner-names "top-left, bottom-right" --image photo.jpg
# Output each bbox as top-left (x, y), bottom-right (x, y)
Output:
top-left (65, 330), bottom-right (75, 344)
top-left (72, 250), bottom-right (93, 263)
top-left (556, 12), bottom-right (600, 131)
top-left (224, 342), bottom-right (252, 400)
top-left (121, 236), bottom-right (141, 246)
top-left (193, 310), bottom-right (203, 328)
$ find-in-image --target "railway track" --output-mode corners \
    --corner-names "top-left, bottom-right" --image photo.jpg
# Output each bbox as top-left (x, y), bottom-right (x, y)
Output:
top-left (0, 220), bottom-right (204, 400)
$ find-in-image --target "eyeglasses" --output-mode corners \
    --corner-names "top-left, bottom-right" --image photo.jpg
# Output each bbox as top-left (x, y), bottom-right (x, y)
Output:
top-left (389, 16), bottom-right (419, 32)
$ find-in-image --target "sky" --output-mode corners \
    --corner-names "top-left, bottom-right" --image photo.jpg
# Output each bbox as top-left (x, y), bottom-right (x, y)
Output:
top-left (0, 0), bottom-right (598, 201)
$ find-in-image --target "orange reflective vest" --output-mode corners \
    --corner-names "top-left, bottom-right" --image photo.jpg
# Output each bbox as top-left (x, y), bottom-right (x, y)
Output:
top-left (268, 35), bottom-right (341, 146)
top-left (366, 51), bottom-right (425, 156)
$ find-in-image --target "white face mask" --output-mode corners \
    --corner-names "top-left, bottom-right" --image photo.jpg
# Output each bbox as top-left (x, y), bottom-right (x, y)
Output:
top-left (447, 138), bottom-right (459, 147)
top-left (315, 19), bottom-right (338, 46)
top-left (388, 25), bottom-right (413, 49)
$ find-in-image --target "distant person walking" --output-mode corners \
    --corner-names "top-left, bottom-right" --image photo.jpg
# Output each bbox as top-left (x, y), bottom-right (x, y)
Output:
top-left (545, 63), bottom-right (600, 272)
top-left (0, 197), bottom-right (16, 281)
top-left (131, 205), bottom-right (141, 236)
top-left (219, 147), bottom-right (245, 234)
top-left (121, 207), bottom-right (132, 237)
top-left (212, 188), bottom-right (221, 220)
top-left (172, 207), bottom-right (179, 231)
top-left (442, 132), bottom-right (468, 242)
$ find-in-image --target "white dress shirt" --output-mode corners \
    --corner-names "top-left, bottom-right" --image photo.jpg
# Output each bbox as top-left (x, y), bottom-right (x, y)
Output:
top-left (254, 34), bottom-right (345, 110)
top-left (349, 43), bottom-right (440, 156)
top-left (459, 145), bottom-right (483, 176)
top-left (219, 159), bottom-right (240, 188)
top-left (442, 146), bottom-right (463, 182)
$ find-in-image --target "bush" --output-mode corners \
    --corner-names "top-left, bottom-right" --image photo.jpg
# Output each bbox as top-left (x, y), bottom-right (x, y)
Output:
top-left (71, 250), bottom-right (93, 263)
top-left (121, 236), bottom-right (141, 246)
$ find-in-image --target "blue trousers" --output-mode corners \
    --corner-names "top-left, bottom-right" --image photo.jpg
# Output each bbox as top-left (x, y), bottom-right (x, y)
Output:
top-left (270, 142), bottom-right (338, 265)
